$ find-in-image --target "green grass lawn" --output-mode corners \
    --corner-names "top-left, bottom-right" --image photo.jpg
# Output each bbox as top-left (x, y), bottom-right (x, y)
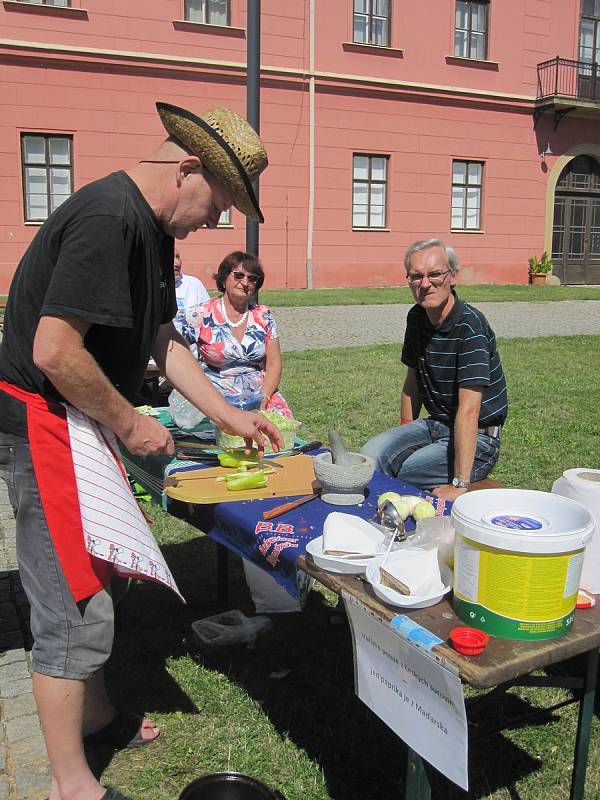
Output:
top-left (258, 284), bottom-right (600, 307)
top-left (102, 335), bottom-right (600, 800)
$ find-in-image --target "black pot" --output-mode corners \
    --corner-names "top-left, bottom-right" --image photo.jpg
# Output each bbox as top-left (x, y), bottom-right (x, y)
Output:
top-left (178, 772), bottom-right (286, 800)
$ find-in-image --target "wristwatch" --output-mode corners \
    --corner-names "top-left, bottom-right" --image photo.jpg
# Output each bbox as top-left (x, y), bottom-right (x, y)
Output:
top-left (452, 477), bottom-right (471, 489)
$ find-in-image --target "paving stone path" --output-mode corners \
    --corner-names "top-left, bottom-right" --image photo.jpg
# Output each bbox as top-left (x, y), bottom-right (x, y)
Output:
top-left (1, 297), bottom-right (599, 798)
top-left (274, 300), bottom-right (600, 351)
top-left (0, 488), bottom-right (50, 800)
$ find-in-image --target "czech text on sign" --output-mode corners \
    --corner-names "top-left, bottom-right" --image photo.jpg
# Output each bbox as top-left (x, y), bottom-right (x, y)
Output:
top-left (344, 593), bottom-right (468, 790)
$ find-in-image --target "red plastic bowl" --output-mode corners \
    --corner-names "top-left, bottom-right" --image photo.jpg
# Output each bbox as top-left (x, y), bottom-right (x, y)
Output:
top-left (449, 626), bottom-right (490, 656)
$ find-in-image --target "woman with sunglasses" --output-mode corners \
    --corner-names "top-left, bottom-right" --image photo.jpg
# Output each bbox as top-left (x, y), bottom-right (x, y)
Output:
top-left (193, 251), bottom-right (292, 417)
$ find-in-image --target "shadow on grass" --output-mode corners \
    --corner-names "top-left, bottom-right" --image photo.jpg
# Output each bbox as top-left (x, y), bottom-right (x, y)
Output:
top-left (103, 533), bottom-right (548, 800)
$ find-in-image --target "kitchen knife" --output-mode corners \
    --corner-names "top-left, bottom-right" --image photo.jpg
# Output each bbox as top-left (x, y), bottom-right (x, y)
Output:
top-left (291, 440), bottom-right (322, 455)
top-left (262, 492), bottom-right (319, 520)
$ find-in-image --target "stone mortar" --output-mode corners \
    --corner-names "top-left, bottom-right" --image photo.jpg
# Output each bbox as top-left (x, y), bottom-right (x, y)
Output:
top-left (313, 451), bottom-right (375, 505)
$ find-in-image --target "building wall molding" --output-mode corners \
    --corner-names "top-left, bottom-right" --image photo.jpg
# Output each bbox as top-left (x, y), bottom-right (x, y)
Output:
top-left (0, 38), bottom-right (535, 109)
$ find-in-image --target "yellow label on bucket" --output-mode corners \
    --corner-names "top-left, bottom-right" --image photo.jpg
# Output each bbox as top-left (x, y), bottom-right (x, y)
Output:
top-left (456, 537), bottom-right (583, 622)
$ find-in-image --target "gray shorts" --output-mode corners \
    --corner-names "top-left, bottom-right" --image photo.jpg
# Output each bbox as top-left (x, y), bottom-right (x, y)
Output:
top-left (0, 432), bottom-right (127, 680)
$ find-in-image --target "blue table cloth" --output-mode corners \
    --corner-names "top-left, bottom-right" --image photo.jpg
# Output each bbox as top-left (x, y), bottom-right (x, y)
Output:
top-left (121, 419), bottom-right (453, 600)
top-left (207, 472), bottom-right (452, 598)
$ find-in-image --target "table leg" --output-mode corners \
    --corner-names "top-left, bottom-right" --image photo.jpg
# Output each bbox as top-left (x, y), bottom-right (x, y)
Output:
top-left (405, 748), bottom-right (431, 800)
top-left (570, 647), bottom-right (599, 800)
top-left (216, 543), bottom-right (229, 607)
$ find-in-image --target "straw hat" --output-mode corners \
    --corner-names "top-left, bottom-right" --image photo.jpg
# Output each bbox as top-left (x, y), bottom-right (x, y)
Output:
top-left (156, 102), bottom-right (268, 223)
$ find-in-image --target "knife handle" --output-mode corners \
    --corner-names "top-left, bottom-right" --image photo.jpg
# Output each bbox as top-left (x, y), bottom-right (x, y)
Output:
top-left (295, 440), bottom-right (322, 454)
top-left (262, 493), bottom-right (318, 520)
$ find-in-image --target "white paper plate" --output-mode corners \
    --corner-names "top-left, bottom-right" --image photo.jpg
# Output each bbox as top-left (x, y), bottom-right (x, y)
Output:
top-left (365, 554), bottom-right (453, 609)
top-left (305, 535), bottom-right (386, 575)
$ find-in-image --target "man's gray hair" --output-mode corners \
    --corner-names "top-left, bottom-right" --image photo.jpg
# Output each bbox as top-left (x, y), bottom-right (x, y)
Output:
top-left (404, 239), bottom-right (460, 274)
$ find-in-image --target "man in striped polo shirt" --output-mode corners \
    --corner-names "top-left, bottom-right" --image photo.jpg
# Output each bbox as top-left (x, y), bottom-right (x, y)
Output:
top-left (361, 238), bottom-right (508, 501)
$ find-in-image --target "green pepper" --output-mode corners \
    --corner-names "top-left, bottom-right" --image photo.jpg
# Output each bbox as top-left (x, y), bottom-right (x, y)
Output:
top-left (218, 450), bottom-right (260, 469)
top-left (225, 471), bottom-right (268, 492)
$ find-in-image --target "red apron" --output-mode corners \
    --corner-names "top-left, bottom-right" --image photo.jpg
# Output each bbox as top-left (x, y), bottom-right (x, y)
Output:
top-left (0, 380), bottom-right (113, 601)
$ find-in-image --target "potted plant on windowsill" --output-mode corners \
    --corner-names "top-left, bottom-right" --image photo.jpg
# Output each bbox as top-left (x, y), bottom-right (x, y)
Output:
top-left (528, 252), bottom-right (553, 285)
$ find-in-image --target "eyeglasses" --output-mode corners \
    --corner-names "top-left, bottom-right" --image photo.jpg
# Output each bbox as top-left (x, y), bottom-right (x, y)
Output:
top-left (407, 269), bottom-right (451, 286)
top-left (231, 271), bottom-right (259, 284)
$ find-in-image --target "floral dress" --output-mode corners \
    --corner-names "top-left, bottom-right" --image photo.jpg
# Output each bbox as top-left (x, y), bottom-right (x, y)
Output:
top-left (193, 297), bottom-right (292, 418)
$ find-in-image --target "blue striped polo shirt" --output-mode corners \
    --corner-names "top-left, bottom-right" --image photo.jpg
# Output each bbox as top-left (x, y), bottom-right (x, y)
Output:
top-left (401, 293), bottom-right (508, 426)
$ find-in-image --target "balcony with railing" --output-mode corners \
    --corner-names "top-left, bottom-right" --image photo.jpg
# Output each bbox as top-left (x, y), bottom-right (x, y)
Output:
top-left (536, 56), bottom-right (600, 128)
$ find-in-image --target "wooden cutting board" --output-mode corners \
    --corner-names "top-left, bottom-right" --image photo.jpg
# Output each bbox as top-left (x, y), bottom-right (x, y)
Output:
top-left (164, 454), bottom-right (317, 504)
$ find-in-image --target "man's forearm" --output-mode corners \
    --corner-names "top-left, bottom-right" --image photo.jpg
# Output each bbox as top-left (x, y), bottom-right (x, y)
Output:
top-left (37, 342), bottom-right (138, 441)
top-left (452, 409), bottom-right (479, 482)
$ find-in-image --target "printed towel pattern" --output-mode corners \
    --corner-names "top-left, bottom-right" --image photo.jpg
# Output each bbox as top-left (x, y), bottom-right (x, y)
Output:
top-left (66, 405), bottom-right (184, 602)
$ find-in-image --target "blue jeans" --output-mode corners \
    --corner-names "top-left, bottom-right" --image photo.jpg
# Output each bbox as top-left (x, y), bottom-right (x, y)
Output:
top-left (360, 418), bottom-right (501, 490)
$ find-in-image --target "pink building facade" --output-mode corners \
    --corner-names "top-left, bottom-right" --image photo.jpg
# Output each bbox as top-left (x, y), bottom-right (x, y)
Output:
top-left (1, 0), bottom-right (600, 291)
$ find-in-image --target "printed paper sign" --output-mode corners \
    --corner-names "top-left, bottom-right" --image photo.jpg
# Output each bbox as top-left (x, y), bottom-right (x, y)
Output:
top-left (344, 593), bottom-right (468, 790)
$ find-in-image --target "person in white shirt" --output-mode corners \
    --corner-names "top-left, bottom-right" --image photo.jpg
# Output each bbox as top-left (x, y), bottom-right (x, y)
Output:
top-left (173, 249), bottom-right (210, 357)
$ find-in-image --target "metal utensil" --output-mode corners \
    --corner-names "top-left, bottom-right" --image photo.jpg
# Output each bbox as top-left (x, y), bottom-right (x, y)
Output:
top-left (377, 501), bottom-right (407, 568)
top-left (258, 458), bottom-right (284, 469)
top-left (378, 500), bottom-right (405, 536)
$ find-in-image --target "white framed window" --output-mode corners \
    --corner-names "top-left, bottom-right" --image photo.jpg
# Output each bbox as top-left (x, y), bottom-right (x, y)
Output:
top-left (451, 160), bottom-right (483, 230)
top-left (454, 1), bottom-right (488, 60)
top-left (352, 154), bottom-right (388, 229)
top-left (353, 0), bottom-right (390, 46)
top-left (185, 0), bottom-right (230, 25)
top-left (21, 134), bottom-right (73, 222)
top-left (218, 209), bottom-right (232, 226)
top-left (16, 0), bottom-right (71, 5)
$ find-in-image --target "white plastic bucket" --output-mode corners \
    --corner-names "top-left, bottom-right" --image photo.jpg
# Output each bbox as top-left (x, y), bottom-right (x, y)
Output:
top-left (451, 489), bottom-right (594, 641)
top-left (552, 469), bottom-right (600, 593)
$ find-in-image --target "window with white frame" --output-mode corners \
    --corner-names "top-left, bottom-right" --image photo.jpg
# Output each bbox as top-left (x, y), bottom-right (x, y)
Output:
top-left (17, 0), bottom-right (71, 5)
top-left (218, 209), bottom-right (232, 226)
top-left (352, 154), bottom-right (388, 228)
top-left (185, 0), bottom-right (230, 25)
top-left (353, 0), bottom-right (390, 46)
top-left (21, 134), bottom-right (73, 222)
top-left (580, 0), bottom-right (600, 66)
top-left (454, 1), bottom-right (488, 60)
top-left (451, 160), bottom-right (483, 230)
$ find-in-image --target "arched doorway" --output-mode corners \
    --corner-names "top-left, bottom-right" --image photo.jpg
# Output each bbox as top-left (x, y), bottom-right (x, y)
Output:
top-left (552, 154), bottom-right (600, 284)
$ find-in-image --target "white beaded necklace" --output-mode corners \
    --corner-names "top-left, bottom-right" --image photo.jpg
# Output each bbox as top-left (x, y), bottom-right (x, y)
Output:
top-left (221, 298), bottom-right (249, 329)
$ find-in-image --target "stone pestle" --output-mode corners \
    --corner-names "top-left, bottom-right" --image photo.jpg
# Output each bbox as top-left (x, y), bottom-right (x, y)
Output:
top-left (328, 429), bottom-right (354, 466)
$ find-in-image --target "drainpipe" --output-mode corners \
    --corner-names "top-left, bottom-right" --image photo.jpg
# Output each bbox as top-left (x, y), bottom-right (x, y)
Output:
top-left (246, 0), bottom-right (260, 257)
top-left (305, 0), bottom-right (315, 288)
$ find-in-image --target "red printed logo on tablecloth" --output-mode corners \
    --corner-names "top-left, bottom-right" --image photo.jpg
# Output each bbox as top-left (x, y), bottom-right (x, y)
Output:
top-left (424, 495), bottom-right (449, 516)
top-left (266, 540), bottom-right (298, 566)
top-left (254, 521), bottom-right (296, 535)
top-left (256, 528), bottom-right (300, 566)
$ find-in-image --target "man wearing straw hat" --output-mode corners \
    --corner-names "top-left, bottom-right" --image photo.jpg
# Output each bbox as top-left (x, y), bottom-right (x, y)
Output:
top-left (0, 102), bottom-right (279, 800)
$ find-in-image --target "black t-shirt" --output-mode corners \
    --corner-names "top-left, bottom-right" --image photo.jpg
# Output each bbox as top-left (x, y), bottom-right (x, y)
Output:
top-left (401, 294), bottom-right (508, 426)
top-left (0, 171), bottom-right (176, 436)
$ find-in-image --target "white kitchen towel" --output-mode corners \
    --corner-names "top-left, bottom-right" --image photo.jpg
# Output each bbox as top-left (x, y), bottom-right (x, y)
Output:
top-left (66, 404), bottom-right (184, 602)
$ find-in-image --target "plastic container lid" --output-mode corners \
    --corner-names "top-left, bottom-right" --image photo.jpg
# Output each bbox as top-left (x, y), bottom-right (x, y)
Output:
top-left (449, 626), bottom-right (490, 656)
top-left (576, 589), bottom-right (597, 609)
top-left (451, 489), bottom-right (595, 554)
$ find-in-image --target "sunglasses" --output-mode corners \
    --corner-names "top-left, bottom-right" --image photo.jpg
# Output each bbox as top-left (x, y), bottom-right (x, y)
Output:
top-left (231, 271), bottom-right (259, 284)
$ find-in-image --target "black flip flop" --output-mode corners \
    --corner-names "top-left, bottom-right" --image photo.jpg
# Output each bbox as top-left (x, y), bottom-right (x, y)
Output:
top-left (83, 710), bottom-right (159, 750)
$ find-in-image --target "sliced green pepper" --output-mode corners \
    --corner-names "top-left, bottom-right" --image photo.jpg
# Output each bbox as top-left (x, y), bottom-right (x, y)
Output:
top-left (218, 450), bottom-right (260, 469)
top-left (225, 471), bottom-right (268, 492)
